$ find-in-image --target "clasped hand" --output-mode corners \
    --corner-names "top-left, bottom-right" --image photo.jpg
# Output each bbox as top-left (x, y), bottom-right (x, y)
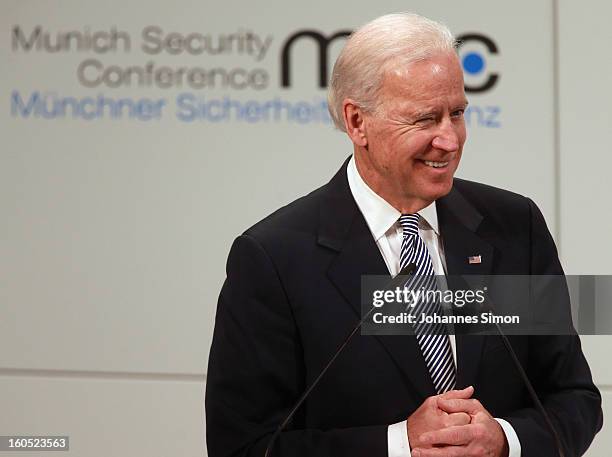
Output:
top-left (408, 386), bottom-right (509, 457)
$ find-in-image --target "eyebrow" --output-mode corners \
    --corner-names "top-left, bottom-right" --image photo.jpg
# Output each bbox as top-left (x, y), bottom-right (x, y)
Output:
top-left (409, 101), bottom-right (469, 118)
top-left (451, 100), bottom-right (470, 111)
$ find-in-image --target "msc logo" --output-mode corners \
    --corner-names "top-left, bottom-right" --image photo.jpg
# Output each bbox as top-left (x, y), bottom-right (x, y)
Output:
top-left (456, 33), bottom-right (499, 93)
top-left (280, 30), bottom-right (351, 88)
top-left (280, 29), bottom-right (500, 93)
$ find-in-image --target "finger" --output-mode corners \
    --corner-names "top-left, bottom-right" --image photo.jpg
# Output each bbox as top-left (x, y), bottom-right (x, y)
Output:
top-left (470, 411), bottom-right (492, 423)
top-left (437, 398), bottom-right (483, 415)
top-left (420, 424), bottom-right (474, 446)
top-left (438, 385), bottom-right (474, 400)
top-left (445, 412), bottom-right (471, 427)
top-left (412, 446), bottom-right (466, 457)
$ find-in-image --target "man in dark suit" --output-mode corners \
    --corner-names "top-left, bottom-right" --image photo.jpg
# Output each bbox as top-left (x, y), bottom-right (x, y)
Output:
top-left (205, 13), bottom-right (602, 457)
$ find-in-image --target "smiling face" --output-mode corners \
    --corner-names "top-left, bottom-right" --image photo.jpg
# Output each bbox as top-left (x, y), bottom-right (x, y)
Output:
top-left (353, 52), bottom-right (468, 213)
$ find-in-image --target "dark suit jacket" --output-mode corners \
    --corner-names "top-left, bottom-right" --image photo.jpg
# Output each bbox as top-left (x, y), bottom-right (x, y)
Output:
top-left (206, 160), bottom-right (602, 457)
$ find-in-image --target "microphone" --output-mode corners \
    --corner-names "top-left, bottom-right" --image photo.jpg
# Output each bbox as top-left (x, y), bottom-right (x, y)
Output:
top-left (264, 263), bottom-right (417, 457)
top-left (478, 289), bottom-right (567, 457)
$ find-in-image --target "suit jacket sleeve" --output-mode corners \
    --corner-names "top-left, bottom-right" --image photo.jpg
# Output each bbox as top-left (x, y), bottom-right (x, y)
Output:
top-left (205, 234), bottom-right (388, 457)
top-left (501, 199), bottom-right (603, 456)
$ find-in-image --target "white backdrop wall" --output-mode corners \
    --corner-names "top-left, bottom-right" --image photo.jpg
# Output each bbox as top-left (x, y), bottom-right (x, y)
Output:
top-left (0, 0), bottom-right (610, 456)
top-left (557, 0), bottom-right (612, 455)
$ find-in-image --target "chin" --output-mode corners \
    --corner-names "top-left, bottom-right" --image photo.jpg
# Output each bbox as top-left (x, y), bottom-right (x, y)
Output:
top-left (424, 180), bottom-right (454, 201)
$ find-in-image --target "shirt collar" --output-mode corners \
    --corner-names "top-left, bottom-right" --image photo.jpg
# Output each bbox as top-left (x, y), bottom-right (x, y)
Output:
top-left (346, 155), bottom-right (440, 239)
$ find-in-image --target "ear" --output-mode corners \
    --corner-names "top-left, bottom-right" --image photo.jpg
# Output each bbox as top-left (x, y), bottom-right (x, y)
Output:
top-left (342, 99), bottom-right (368, 147)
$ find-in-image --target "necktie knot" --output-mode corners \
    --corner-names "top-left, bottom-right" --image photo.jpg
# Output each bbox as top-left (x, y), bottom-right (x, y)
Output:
top-left (398, 214), bottom-right (420, 237)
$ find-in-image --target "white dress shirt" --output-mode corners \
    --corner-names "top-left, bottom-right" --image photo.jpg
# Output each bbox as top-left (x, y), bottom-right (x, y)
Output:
top-left (346, 156), bottom-right (521, 457)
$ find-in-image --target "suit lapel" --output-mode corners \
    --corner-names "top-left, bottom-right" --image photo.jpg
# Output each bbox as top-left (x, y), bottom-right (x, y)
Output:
top-left (317, 166), bottom-right (498, 396)
top-left (319, 161), bottom-right (436, 399)
top-left (437, 185), bottom-right (494, 390)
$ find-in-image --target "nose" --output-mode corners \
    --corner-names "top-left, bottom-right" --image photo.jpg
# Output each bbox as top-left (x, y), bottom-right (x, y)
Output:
top-left (432, 120), bottom-right (459, 152)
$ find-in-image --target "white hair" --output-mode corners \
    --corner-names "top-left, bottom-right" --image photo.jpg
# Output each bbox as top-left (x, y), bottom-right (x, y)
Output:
top-left (327, 13), bottom-right (457, 131)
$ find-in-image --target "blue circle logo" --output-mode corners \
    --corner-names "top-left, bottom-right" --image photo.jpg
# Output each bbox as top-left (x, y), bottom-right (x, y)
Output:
top-left (462, 52), bottom-right (485, 75)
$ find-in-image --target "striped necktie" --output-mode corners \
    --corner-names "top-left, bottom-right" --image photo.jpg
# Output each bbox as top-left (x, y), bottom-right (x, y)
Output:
top-left (398, 214), bottom-right (456, 394)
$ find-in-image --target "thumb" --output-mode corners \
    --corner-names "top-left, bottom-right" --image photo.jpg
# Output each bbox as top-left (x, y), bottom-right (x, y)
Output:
top-left (438, 385), bottom-right (474, 400)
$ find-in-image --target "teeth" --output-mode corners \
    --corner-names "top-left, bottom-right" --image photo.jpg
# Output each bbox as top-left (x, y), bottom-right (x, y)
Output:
top-left (424, 160), bottom-right (449, 168)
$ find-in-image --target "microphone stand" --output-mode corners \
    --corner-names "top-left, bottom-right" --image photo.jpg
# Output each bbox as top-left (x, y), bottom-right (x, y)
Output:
top-left (264, 263), bottom-right (416, 457)
top-left (482, 292), bottom-right (566, 457)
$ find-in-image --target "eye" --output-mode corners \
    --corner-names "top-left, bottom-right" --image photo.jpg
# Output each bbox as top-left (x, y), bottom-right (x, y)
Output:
top-left (451, 109), bottom-right (465, 118)
top-left (415, 116), bottom-right (435, 124)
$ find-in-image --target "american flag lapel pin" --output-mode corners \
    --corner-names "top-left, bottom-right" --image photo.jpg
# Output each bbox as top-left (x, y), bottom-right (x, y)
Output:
top-left (468, 255), bottom-right (482, 264)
